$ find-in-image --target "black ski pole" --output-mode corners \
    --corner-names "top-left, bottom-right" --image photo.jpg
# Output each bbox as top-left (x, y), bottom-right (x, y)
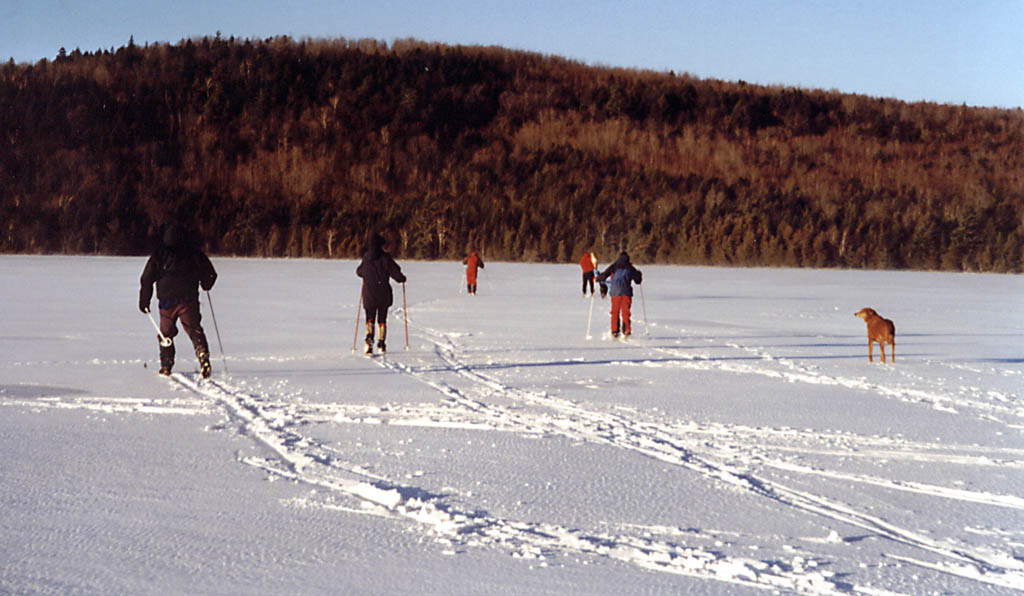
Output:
top-left (205, 291), bottom-right (227, 373)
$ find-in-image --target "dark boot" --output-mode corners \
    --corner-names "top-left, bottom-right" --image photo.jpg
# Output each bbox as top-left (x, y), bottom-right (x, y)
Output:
top-left (159, 342), bottom-right (175, 375)
top-left (191, 332), bottom-right (212, 378)
top-left (365, 321), bottom-right (375, 354)
top-left (198, 350), bottom-right (212, 378)
top-left (377, 323), bottom-right (387, 353)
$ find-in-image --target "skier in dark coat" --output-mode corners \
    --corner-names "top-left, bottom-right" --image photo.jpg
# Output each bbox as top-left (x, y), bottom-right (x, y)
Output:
top-left (139, 224), bottom-right (218, 377)
top-left (356, 233), bottom-right (407, 354)
top-left (596, 251), bottom-right (643, 338)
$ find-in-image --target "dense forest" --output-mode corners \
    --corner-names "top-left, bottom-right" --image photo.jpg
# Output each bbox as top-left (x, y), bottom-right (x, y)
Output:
top-left (2, 36), bottom-right (1022, 271)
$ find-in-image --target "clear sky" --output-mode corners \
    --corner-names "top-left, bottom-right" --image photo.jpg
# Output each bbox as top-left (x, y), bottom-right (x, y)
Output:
top-left (3, 0), bottom-right (1022, 109)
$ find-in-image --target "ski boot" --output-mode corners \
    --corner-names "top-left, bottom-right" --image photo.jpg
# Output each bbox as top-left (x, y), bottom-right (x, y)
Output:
top-left (191, 332), bottom-right (212, 378)
top-left (159, 342), bottom-right (175, 376)
top-left (198, 350), bottom-right (212, 379)
top-left (376, 323), bottom-right (387, 354)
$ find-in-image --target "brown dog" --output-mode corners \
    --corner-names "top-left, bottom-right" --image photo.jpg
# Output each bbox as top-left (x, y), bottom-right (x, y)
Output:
top-left (854, 308), bottom-right (896, 363)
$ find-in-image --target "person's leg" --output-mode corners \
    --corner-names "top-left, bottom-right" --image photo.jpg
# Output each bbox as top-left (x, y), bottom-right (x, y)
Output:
top-left (622, 296), bottom-right (633, 336)
top-left (377, 306), bottom-right (389, 352)
top-left (610, 297), bottom-right (622, 336)
top-left (158, 306), bottom-right (180, 373)
top-left (178, 301), bottom-right (211, 377)
top-left (364, 304), bottom-right (378, 353)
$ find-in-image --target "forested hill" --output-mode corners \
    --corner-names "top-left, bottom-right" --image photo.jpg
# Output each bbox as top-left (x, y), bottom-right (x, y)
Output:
top-left (2, 36), bottom-right (1022, 271)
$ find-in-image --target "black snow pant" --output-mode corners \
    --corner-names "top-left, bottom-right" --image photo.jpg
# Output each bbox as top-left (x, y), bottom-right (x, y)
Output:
top-left (582, 271), bottom-right (595, 295)
top-left (158, 300), bottom-right (210, 372)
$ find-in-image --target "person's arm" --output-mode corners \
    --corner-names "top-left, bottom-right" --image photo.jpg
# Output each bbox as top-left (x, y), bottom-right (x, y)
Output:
top-left (139, 256), bottom-right (157, 312)
top-left (198, 252), bottom-right (217, 291)
top-left (389, 257), bottom-right (407, 283)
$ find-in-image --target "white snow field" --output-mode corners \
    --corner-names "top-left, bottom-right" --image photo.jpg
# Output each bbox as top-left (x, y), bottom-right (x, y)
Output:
top-left (2, 255), bottom-right (1023, 595)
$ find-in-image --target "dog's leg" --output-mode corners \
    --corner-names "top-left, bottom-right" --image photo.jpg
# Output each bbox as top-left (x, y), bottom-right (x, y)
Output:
top-left (880, 342), bottom-right (887, 363)
top-left (868, 340), bottom-right (874, 362)
top-left (890, 340), bottom-right (895, 363)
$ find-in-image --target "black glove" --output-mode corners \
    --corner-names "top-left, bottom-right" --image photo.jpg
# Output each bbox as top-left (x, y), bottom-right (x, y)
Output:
top-left (139, 299), bottom-right (150, 314)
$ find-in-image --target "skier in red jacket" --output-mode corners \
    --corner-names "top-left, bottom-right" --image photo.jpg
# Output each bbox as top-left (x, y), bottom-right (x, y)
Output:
top-left (463, 251), bottom-right (484, 295)
top-left (580, 252), bottom-right (597, 296)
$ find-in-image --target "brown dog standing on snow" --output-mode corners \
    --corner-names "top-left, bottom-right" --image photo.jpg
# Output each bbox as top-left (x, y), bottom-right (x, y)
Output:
top-left (855, 308), bottom-right (896, 363)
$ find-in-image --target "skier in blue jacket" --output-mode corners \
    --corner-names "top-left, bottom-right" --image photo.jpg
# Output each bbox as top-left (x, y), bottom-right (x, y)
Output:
top-left (596, 251), bottom-right (642, 337)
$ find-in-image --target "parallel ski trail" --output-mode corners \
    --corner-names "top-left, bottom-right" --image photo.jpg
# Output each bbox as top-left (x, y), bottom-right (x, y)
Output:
top-left (158, 304), bottom-right (1024, 593)
top-left (373, 324), bottom-right (1024, 591)
top-left (166, 371), bottom-right (857, 595)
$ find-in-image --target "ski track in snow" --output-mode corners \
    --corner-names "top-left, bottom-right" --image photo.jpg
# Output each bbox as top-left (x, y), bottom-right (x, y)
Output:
top-left (7, 298), bottom-right (1023, 594)
top-left (121, 302), bottom-right (1024, 596)
top-left (638, 321), bottom-right (1024, 430)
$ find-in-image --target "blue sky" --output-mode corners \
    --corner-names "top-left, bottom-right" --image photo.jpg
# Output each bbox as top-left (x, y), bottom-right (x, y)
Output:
top-left (3, 0), bottom-right (1021, 108)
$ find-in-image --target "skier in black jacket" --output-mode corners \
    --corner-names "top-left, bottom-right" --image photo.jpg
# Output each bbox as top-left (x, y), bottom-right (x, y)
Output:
top-left (356, 233), bottom-right (407, 354)
top-left (139, 224), bottom-right (218, 377)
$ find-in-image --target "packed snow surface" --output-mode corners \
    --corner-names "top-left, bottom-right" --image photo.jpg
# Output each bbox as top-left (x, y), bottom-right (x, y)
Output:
top-left (2, 255), bottom-right (1023, 595)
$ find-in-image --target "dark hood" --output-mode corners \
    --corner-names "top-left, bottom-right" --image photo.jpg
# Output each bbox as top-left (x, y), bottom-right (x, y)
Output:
top-left (364, 233), bottom-right (387, 259)
top-left (162, 224), bottom-right (181, 248)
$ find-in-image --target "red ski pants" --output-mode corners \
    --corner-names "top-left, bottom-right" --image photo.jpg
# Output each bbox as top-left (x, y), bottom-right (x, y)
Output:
top-left (610, 296), bottom-right (632, 335)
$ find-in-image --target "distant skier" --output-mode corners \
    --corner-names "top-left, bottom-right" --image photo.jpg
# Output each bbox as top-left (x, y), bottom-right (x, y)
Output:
top-left (139, 224), bottom-right (218, 377)
top-left (580, 252), bottom-right (597, 296)
top-left (357, 233), bottom-right (407, 354)
top-left (596, 251), bottom-right (643, 338)
top-left (463, 251), bottom-right (484, 295)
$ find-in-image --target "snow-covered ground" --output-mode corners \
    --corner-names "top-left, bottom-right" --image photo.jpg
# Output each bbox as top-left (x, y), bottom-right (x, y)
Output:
top-left (2, 255), bottom-right (1023, 595)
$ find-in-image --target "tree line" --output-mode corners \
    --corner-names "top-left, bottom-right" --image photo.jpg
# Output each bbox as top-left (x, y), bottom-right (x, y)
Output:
top-left (1, 35), bottom-right (1022, 272)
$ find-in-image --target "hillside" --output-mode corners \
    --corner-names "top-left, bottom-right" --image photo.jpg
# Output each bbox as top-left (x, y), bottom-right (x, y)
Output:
top-left (1, 36), bottom-right (1022, 271)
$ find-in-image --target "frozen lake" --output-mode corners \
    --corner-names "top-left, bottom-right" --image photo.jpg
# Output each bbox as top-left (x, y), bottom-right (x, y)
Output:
top-left (2, 255), bottom-right (1022, 594)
